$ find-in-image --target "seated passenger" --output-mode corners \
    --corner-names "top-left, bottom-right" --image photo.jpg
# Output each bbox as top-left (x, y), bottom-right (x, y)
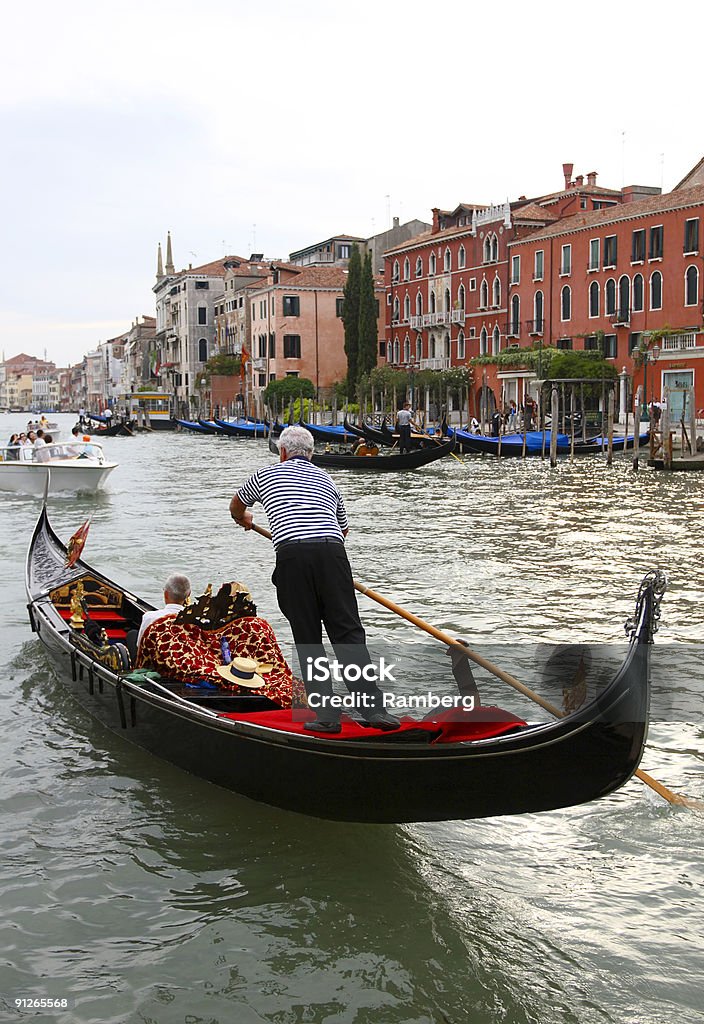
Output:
top-left (136, 580), bottom-right (299, 707)
top-left (137, 574), bottom-right (192, 647)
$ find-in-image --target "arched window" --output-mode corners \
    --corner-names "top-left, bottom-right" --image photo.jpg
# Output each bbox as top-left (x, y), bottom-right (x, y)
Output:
top-left (429, 252), bottom-right (436, 275)
top-left (492, 277), bottom-right (501, 307)
top-left (492, 325), bottom-right (501, 354)
top-left (429, 290), bottom-right (436, 314)
top-left (458, 283), bottom-right (465, 311)
top-left (404, 294), bottom-right (411, 321)
top-left (444, 333), bottom-right (451, 358)
top-left (392, 260), bottom-right (400, 283)
top-left (415, 256), bottom-right (423, 277)
top-left (561, 285), bottom-right (571, 321)
top-left (415, 292), bottom-right (423, 317)
top-left (458, 245), bottom-right (466, 269)
top-left (483, 235), bottom-right (491, 262)
top-left (618, 275), bottom-right (630, 321)
top-left (444, 288), bottom-right (451, 312)
top-left (480, 280), bottom-right (489, 309)
top-left (198, 338), bottom-right (208, 362)
top-left (510, 295), bottom-right (520, 335)
top-left (403, 257), bottom-right (410, 281)
top-left (444, 248), bottom-right (451, 272)
top-left (403, 335), bottom-right (410, 362)
top-left (415, 336), bottom-right (422, 362)
top-left (605, 278), bottom-right (616, 315)
top-left (430, 334), bottom-right (436, 358)
top-left (685, 265), bottom-right (699, 306)
top-left (650, 270), bottom-right (663, 310)
top-left (393, 338), bottom-right (400, 363)
top-left (457, 330), bottom-right (465, 359)
top-left (534, 290), bottom-right (544, 332)
top-left (633, 273), bottom-right (644, 312)
top-left (480, 327), bottom-right (488, 355)
top-left (589, 280), bottom-right (600, 318)
top-left (491, 235), bottom-right (498, 262)
top-left (393, 296), bottom-right (400, 321)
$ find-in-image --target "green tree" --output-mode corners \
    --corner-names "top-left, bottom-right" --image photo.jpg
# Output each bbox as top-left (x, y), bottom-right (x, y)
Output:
top-left (262, 376), bottom-right (316, 409)
top-left (357, 252), bottom-right (377, 383)
top-left (341, 245), bottom-right (362, 397)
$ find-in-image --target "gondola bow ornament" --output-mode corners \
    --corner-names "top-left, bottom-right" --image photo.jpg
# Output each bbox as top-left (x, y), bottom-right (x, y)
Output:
top-left (65, 518), bottom-right (92, 568)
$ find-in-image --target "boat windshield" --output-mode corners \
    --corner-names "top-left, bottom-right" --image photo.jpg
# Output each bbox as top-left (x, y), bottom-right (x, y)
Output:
top-left (0, 442), bottom-right (105, 464)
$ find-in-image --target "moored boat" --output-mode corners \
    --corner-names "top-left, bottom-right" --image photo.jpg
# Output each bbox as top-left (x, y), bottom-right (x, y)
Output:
top-left (25, 506), bottom-right (662, 822)
top-left (213, 418), bottom-right (269, 438)
top-left (309, 435), bottom-right (457, 470)
top-left (454, 429), bottom-right (650, 457)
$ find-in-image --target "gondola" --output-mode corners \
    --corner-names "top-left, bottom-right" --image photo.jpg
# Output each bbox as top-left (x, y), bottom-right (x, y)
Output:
top-left (380, 417), bottom-right (449, 450)
top-left (175, 418), bottom-right (219, 434)
top-left (79, 421), bottom-right (134, 438)
top-left (268, 433), bottom-right (457, 469)
top-left (454, 429), bottom-right (650, 457)
top-left (213, 418), bottom-right (269, 438)
top-left (25, 506), bottom-right (661, 823)
top-left (299, 421), bottom-right (357, 444)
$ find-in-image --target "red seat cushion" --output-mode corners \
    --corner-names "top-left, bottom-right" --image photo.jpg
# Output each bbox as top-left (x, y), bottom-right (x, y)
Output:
top-left (217, 706), bottom-right (526, 743)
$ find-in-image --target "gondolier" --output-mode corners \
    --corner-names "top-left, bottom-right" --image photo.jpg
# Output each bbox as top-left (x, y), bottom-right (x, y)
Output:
top-left (230, 425), bottom-right (400, 733)
top-left (395, 402), bottom-right (418, 455)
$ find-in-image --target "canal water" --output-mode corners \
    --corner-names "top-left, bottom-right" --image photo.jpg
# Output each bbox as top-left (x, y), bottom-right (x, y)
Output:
top-left (0, 413), bottom-right (702, 1024)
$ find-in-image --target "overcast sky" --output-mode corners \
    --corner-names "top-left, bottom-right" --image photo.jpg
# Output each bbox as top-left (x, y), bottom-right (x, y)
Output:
top-left (1, 0), bottom-right (701, 367)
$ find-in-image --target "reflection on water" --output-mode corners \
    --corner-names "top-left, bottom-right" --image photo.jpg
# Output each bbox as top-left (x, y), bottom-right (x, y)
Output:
top-left (0, 414), bottom-right (703, 1024)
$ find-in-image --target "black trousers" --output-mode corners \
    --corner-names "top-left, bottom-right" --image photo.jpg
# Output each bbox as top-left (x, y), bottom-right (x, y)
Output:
top-left (398, 424), bottom-right (412, 454)
top-left (274, 541), bottom-right (383, 717)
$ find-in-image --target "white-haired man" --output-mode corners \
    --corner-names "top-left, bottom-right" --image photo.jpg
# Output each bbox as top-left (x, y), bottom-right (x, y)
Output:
top-left (136, 574), bottom-right (192, 649)
top-left (230, 425), bottom-right (399, 733)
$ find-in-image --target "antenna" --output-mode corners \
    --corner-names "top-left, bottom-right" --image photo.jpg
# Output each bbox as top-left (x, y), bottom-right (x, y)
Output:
top-left (660, 152), bottom-right (665, 191)
top-left (621, 129), bottom-right (626, 187)
top-left (385, 195), bottom-right (391, 229)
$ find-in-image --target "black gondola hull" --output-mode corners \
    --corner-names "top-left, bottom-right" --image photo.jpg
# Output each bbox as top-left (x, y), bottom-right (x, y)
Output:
top-left (25, 509), bottom-right (656, 823)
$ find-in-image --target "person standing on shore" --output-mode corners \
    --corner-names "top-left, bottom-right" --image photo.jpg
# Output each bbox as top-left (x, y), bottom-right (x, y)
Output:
top-left (229, 425), bottom-right (400, 733)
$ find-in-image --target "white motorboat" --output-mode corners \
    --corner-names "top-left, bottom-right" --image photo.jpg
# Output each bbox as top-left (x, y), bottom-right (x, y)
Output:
top-left (0, 441), bottom-right (117, 494)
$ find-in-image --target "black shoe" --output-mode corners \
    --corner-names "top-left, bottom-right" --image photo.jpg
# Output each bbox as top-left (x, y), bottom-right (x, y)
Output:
top-left (304, 719), bottom-right (342, 734)
top-left (361, 710), bottom-right (401, 731)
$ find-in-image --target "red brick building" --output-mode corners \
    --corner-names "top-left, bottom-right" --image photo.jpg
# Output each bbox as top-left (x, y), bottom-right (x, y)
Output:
top-left (508, 183), bottom-right (704, 419)
top-left (383, 165), bottom-right (629, 416)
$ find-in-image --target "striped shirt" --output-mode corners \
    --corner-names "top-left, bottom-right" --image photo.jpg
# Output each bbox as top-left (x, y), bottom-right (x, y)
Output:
top-left (237, 457), bottom-right (349, 549)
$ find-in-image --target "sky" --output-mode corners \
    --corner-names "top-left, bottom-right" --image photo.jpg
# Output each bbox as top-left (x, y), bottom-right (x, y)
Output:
top-left (1, 0), bottom-right (702, 367)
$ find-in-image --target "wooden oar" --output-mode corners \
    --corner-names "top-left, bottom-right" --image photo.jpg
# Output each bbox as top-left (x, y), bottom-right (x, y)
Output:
top-left (245, 521), bottom-right (701, 809)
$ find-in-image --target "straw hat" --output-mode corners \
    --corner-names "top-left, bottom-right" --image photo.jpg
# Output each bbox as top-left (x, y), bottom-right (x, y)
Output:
top-left (216, 656), bottom-right (271, 688)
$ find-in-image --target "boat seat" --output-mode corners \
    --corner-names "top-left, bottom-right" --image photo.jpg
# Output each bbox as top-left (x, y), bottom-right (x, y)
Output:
top-left (217, 707), bottom-right (527, 743)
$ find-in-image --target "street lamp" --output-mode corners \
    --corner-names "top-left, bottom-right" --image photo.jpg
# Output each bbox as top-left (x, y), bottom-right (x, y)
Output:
top-left (641, 344), bottom-right (661, 419)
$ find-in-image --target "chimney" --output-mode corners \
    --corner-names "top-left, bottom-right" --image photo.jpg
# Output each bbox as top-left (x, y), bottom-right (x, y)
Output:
top-left (575, 174), bottom-right (584, 187)
top-left (587, 171), bottom-right (597, 186)
top-left (393, 216), bottom-right (399, 228)
top-left (562, 162), bottom-right (574, 189)
top-left (431, 207), bottom-right (441, 233)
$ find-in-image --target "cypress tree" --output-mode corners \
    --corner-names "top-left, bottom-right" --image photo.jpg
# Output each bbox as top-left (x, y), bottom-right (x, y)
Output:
top-left (357, 252), bottom-right (378, 384)
top-left (342, 245), bottom-right (362, 398)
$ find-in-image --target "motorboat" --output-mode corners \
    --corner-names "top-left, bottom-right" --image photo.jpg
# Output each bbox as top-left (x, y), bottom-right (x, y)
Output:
top-left (0, 441), bottom-right (117, 494)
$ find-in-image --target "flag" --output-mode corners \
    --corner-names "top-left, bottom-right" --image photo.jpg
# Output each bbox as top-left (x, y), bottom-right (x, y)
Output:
top-left (240, 346), bottom-right (250, 381)
top-left (65, 518), bottom-right (92, 568)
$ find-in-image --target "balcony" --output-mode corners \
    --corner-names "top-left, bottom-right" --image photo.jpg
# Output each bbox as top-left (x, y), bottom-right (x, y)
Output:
top-left (610, 308), bottom-right (630, 326)
top-left (420, 357), bottom-right (451, 370)
top-left (527, 320), bottom-right (544, 335)
top-left (504, 322), bottom-right (521, 338)
top-left (660, 332), bottom-right (700, 351)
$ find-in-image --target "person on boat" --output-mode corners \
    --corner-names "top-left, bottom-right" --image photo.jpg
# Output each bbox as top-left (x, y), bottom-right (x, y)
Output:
top-left (104, 407), bottom-right (113, 423)
top-left (6, 433), bottom-right (20, 459)
top-left (507, 400), bottom-right (518, 431)
top-left (136, 574), bottom-right (192, 649)
top-left (39, 415), bottom-right (49, 430)
top-left (230, 424), bottom-right (400, 733)
top-left (469, 417), bottom-right (482, 434)
top-left (396, 402), bottom-right (419, 455)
